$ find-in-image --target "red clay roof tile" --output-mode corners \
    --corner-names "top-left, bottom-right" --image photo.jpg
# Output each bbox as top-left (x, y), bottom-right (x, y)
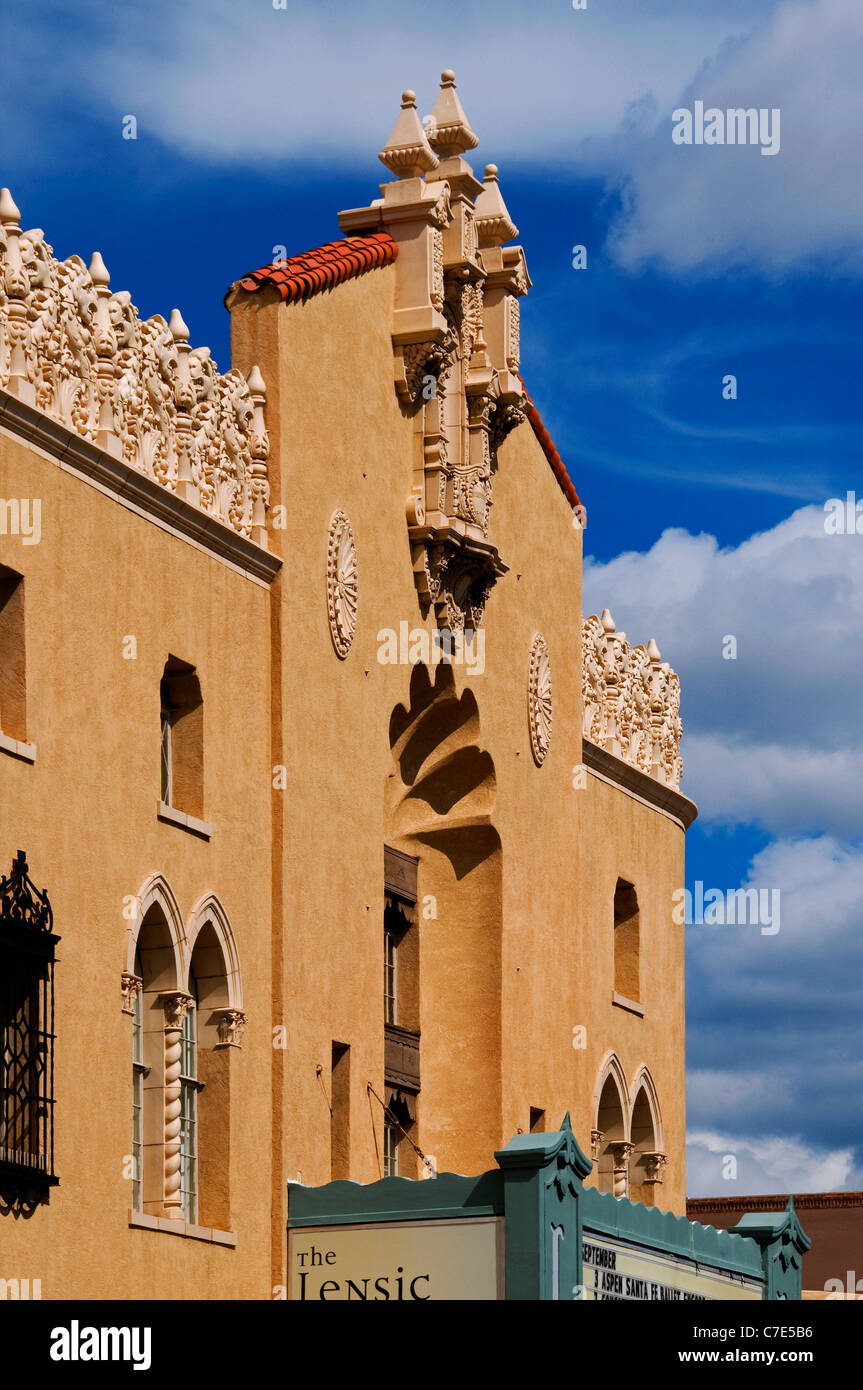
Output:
top-left (230, 232), bottom-right (398, 305)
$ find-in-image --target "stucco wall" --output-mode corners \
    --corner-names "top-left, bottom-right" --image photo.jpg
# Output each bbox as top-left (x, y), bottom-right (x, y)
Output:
top-left (230, 260), bottom-right (688, 1219)
top-left (0, 430), bottom-right (273, 1297)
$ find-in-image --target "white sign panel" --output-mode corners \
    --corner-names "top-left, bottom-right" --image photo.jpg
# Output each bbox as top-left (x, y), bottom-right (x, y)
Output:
top-left (582, 1232), bottom-right (762, 1302)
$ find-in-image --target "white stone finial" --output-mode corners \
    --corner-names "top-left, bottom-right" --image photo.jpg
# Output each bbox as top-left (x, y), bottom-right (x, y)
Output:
top-left (474, 163), bottom-right (518, 248)
top-left (0, 187), bottom-right (21, 225)
top-left (247, 363), bottom-right (266, 397)
top-left (647, 637), bottom-right (662, 661)
top-left (379, 89), bottom-right (439, 179)
top-left (168, 307), bottom-right (189, 343)
top-left (89, 251), bottom-right (110, 287)
top-left (427, 69), bottom-right (479, 158)
top-left (601, 608), bottom-right (615, 633)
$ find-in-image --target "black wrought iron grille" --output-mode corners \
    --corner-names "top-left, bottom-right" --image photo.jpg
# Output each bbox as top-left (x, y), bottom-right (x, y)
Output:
top-left (0, 851), bottom-right (58, 1202)
top-left (0, 949), bottom-right (55, 1172)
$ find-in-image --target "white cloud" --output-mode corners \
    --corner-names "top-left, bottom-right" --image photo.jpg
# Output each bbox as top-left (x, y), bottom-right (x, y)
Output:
top-left (602, 0), bottom-right (863, 275)
top-left (685, 835), bottom-right (863, 1191)
top-left (687, 1128), bottom-right (859, 1196)
top-left (6, 0), bottom-right (761, 168)
top-left (583, 504), bottom-right (863, 834)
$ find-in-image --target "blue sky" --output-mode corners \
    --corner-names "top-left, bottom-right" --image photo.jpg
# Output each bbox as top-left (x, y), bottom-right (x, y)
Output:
top-left (3, 0), bottom-right (862, 1197)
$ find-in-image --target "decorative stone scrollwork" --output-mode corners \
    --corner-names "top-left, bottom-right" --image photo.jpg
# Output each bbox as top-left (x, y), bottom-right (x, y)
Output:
top-left (420, 542), bottom-right (498, 632)
top-left (396, 327), bottom-right (458, 405)
top-left (506, 297), bottom-right (520, 370)
top-left (326, 510), bottom-right (359, 658)
top-left (582, 609), bottom-right (683, 790)
top-left (528, 633), bottom-right (552, 766)
top-left (0, 188), bottom-right (270, 543)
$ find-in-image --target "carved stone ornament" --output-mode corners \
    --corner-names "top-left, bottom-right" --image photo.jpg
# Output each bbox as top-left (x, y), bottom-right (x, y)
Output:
top-left (341, 77), bottom-right (531, 633)
top-left (326, 509), bottom-right (359, 658)
top-left (0, 188), bottom-right (270, 543)
top-left (528, 633), bottom-right (552, 766)
top-left (161, 991), bottom-right (193, 1031)
top-left (121, 971), bottom-right (142, 1016)
top-left (643, 1151), bottom-right (668, 1185)
top-left (582, 608), bottom-right (683, 789)
top-left (215, 1008), bottom-right (247, 1048)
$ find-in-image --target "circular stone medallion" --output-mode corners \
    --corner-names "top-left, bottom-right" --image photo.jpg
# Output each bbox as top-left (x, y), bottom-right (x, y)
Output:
top-left (326, 510), bottom-right (358, 658)
top-left (528, 632), bottom-right (552, 765)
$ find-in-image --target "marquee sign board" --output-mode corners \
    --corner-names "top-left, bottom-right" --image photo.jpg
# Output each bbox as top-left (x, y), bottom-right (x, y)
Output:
top-left (286, 1117), bottom-right (808, 1301)
top-left (288, 1216), bottom-right (504, 1301)
top-left (582, 1232), bottom-right (762, 1302)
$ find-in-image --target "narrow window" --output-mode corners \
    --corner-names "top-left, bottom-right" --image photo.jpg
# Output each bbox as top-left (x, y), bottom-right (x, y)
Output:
top-left (384, 925), bottom-right (397, 1025)
top-left (0, 568), bottom-right (26, 741)
top-left (160, 709), bottom-right (172, 805)
top-left (131, 962), bottom-right (145, 1212)
top-left (383, 848), bottom-right (420, 1175)
top-left (330, 1042), bottom-right (350, 1180)
top-left (159, 657), bottom-right (203, 818)
top-left (179, 1000), bottom-right (198, 1225)
top-left (529, 1107), bottom-right (545, 1133)
top-left (613, 879), bottom-right (640, 1002)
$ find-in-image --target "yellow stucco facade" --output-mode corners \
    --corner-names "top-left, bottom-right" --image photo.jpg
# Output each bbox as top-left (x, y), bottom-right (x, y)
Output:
top-left (0, 74), bottom-right (694, 1299)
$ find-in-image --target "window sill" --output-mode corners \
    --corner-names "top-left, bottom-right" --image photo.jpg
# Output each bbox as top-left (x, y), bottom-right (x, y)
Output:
top-left (612, 991), bottom-right (644, 1017)
top-left (129, 1210), bottom-right (236, 1246)
top-left (0, 730), bottom-right (36, 763)
top-left (157, 801), bottom-right (213, 839)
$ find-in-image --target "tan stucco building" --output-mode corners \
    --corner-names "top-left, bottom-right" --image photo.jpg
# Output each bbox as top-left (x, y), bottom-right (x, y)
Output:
top-left (0, 73), bottom-right (695, 1299)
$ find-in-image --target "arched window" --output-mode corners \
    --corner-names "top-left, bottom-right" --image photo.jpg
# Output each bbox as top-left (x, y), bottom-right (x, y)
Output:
top-left (185, 896), bottom-right (244, 1231)
top-left (123, 874), bottom-right (185, 1219)
top-left (0, 567), bottom-right (26, 743)
top-left (592, 1055), bottom-right (630, 1198)
top-left (125, 884), bottom-right (242, 1230)
top-left (629, 1068), bottom-right (666, 1206)
top-left (128, 893), bottom-right (184, 1217)
top-left (613, 878), bottom-right (640, 1003)
top-left (159, 657), bottom-right (203, 818)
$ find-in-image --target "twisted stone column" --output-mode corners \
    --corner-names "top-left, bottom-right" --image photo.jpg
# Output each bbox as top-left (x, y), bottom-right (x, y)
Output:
top-left (162, 992), bottom-right (192, 1221)
top-left (611, 1141), bottom-right (633, 1199)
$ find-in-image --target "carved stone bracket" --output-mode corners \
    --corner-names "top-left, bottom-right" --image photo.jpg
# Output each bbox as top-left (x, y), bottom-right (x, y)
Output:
top-left (412, 532), bottom-right (505, 631)
top-left (215, 1008), bottom-right (247, 1049)
top-left (643, 1151), bottom-right (668, 1185)
top-left (121, 971), bottom-right (142, 1016)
